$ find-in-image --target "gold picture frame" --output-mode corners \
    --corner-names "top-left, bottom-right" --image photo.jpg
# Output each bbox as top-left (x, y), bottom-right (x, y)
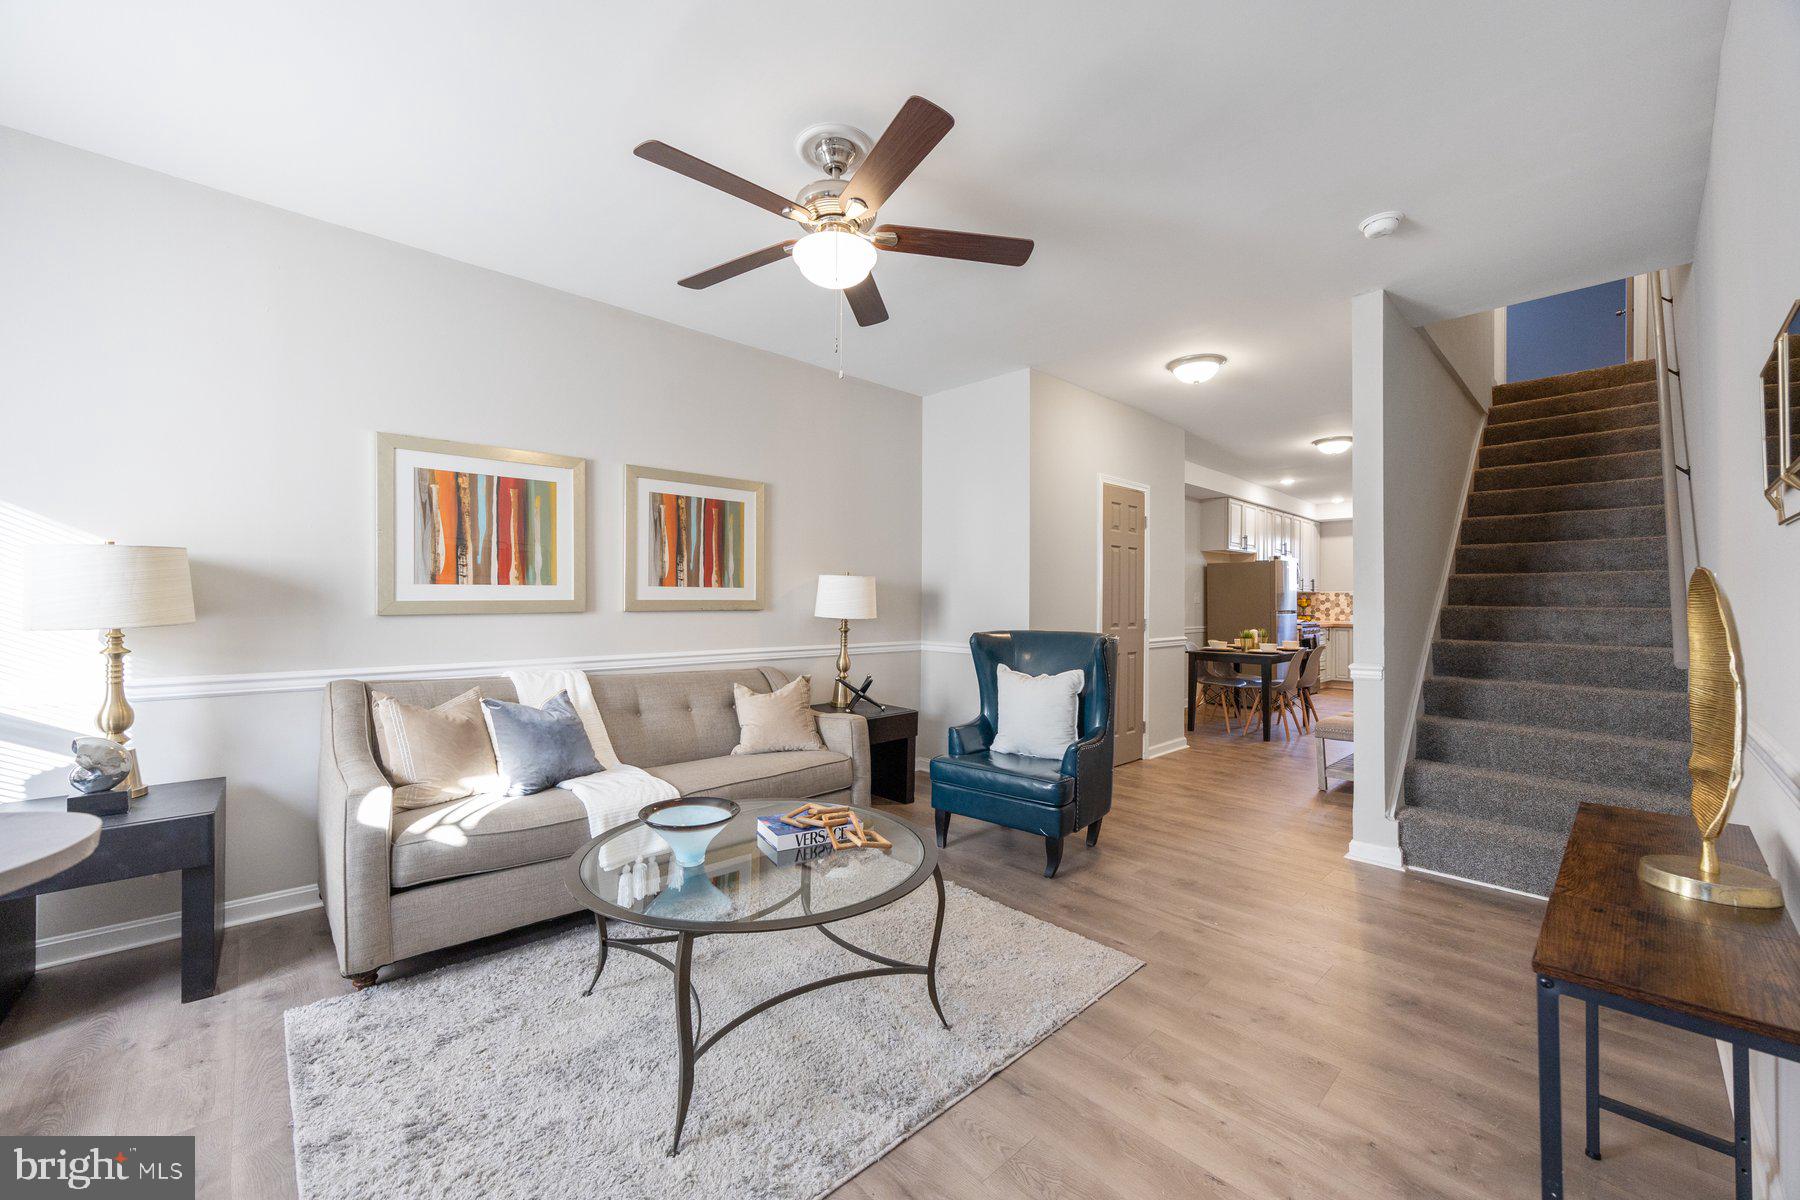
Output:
top-left (624, 465), bottom-right (766, 611)
top-left (377, 432), bottom-right (588, 615)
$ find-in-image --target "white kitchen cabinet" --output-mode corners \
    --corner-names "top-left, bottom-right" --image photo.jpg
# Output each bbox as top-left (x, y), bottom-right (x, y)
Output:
top-left (1320, 626), bottom-right (1355, 682)
top-left (1299, 521), bottom-right (1321, 591)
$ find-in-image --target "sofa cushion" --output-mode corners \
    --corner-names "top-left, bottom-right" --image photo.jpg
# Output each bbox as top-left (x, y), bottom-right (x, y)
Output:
top-left (389, 749), bottom-right (853, 888)
top-left (929, 751), bottom-right (1071, 807)
top-left (391, 789), bottom-right (588, 888)
top-left (647, 749), bottom-right (851, 801)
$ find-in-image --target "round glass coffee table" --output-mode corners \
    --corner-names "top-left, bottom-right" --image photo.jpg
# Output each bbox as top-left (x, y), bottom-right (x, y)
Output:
top-left (562, 799), bottom-right (948, 1154)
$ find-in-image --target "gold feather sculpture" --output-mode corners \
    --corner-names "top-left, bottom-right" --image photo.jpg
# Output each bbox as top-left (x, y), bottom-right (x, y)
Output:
top-left (1638, 568), bottom-right (1782, 907)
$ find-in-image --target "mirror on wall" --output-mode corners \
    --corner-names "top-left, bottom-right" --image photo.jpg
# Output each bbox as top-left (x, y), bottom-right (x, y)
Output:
top-left (1762, 300), bottom-right (1800, 525)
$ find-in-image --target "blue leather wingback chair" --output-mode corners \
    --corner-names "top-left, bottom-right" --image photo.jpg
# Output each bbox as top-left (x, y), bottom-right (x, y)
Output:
top-left (929, 631), bottom-right (1116, 878)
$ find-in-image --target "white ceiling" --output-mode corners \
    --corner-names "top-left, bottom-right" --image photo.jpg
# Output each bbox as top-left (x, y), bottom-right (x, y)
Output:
top-left (0, 1), bottom-right (1728, 504)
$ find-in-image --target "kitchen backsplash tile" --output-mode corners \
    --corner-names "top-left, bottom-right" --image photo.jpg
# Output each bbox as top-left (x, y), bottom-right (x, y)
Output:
top-left (1300, 591), bottom-right (1353, 622)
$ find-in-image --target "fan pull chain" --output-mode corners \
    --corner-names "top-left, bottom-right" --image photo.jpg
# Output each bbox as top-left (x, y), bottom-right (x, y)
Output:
top-left (836, 286), bottom-right (845, 380)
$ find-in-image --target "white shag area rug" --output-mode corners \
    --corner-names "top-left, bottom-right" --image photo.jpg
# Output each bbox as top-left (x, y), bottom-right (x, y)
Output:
top-left (284, 879), bottom-right (1140, 1200)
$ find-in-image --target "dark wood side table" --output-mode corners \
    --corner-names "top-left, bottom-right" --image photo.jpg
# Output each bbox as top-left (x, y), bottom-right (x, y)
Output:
top-left (814, 701), bottom-right (918, 804)
top-left (2, 777), bottom-right (226, 1019)
top-left (1533, 802), bottom-right (1800, 1200)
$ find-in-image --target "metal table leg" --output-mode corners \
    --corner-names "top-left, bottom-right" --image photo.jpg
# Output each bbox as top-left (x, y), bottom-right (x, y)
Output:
top-left (1585, 998), bottom-right (1601, 1160)
top-left (1734, 1043), bottom-right (1752, 1200)
top-left (1260, 661), bottom-right (1273, 741)
top-left (1538, 976), bottom-right (1564, 1200)
top-left (582, 914), bottom-right (608, 997)
top-left (926, 866), bottom-right (949, 1029)
top-left (669, 931), bottom-right (696, 1157)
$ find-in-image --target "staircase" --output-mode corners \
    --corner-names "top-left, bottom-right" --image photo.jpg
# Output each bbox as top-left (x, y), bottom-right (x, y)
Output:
top-left (1397, 359), bottom-right (1689, 896)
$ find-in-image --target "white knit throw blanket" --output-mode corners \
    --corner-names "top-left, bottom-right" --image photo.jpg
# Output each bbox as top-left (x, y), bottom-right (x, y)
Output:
top-left (505, 668), bottom-right (678, 865)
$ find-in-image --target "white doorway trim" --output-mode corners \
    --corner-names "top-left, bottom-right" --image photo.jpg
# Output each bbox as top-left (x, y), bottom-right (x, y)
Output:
top-left (1094, 473), bottom-right (1152, 749)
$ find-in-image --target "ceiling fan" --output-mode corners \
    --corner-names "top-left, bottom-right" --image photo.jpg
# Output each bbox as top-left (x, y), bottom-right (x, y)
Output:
top-left (633, 96), bottom-right (1033, 327)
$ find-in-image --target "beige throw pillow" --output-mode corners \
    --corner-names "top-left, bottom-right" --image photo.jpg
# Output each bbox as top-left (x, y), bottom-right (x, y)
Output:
top-left (731, 676), bottom-right (825, 755)
top-left (371, 687), bottom-right (501, 808)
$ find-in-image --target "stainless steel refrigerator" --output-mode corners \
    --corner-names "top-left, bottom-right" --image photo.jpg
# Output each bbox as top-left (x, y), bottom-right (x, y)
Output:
top-left (1205, 559), bottom-right (1297, 643)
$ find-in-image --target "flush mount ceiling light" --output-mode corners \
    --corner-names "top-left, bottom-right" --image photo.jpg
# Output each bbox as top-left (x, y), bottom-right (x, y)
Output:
top-left (1359, 210), bottom-right (1404, 239)
top-left (1313, 436), bottom-right (1353, 455)
top-left (791, 227), bottom-right (878, 289)
top-left (1167, 353), bottom-right (1227, 384)
top-left (1279, 476), bottom-right (1296, 486)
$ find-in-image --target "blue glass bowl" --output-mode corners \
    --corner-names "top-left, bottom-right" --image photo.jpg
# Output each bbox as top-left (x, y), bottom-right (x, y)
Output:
top-left (639, 797), bottom-right (739, 868)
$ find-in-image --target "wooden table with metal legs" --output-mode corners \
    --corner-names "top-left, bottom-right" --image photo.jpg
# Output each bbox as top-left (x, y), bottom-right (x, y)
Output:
top-left (1532, 804), bottom-right (1800, 1200)
top-left (1186, 647), bottom-right (1285, 741)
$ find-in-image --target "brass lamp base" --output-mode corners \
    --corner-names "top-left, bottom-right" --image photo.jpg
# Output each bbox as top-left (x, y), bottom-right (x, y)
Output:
top-left (1638, 853), bottom-right (1784, 909)
top-left (831, 617), bottom-right (854, 710)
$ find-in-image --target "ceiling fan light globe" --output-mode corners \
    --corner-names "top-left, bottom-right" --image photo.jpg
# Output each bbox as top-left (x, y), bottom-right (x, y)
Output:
top-left (793, 229), bottom-right (877, 290)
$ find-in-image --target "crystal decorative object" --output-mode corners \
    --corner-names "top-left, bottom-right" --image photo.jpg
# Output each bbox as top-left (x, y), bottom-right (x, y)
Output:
top-left (69, 736), bottom-right (130, 795)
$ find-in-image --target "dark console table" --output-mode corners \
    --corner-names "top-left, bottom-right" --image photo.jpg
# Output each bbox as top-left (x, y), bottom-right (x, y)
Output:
top-left (2, 777), bottom-right (226, 1019)
top-left (814, 701), bottom-right (918, 804)
top-left (1533, 802), bottom-right (1800, 1200)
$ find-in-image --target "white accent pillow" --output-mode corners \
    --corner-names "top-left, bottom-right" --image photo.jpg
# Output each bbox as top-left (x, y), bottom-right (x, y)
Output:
top-left (990, 663), bottom-right (1084, 759)
top-left (731, 675), bottom-right (826, 755)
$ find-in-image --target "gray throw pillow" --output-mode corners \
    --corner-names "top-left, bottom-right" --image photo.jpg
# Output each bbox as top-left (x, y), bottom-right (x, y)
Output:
top-left (480, 691), bottom-right (605, 796)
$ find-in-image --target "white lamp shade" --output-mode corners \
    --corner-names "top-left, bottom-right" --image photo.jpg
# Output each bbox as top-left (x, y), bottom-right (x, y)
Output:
top-left (815, 574), bottom-right (877, 621)
top-left (25, 544), bottom-right (195, 630)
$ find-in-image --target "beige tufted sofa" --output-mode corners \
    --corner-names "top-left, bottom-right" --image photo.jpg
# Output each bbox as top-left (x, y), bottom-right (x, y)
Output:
top-left (318, 666), bottom-right (869, 984)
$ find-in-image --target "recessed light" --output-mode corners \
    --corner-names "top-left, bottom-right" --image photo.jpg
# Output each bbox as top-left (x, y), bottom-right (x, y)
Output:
top-left (1166, 353), bottom-right (1227, 384)
top-left (1279, 476), bottom-right (1296, 486)
top-left (1359, 210), bottom-right (1404, 239)
top-left (1313, 436), bottom-right (1353, 455)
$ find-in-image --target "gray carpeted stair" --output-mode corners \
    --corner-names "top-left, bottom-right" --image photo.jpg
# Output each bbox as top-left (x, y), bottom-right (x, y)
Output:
top-left (1398, 358), bottom-right (1688, 896)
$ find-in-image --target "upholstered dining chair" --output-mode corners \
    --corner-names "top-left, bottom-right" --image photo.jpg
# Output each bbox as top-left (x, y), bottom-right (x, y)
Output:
top-left (928, 631), bottom-right (1116, 878)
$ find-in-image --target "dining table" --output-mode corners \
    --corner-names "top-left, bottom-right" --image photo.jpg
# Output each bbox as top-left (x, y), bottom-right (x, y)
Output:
top-left (1185, 645), bottom-right (1293, 741)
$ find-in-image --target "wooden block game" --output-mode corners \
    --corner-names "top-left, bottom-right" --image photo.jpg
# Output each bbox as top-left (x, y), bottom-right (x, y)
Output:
top-left (781, 802), bottom-right (892, 850)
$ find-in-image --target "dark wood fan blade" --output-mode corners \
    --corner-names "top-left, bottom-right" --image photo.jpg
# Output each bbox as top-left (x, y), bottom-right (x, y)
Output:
top-left (845, 275), bottom-right (888, 327)
top-left (841, 97), bottom-right (954, 215)
top-left (678, 241), bottom-right (795, 289)
top-left (634, 141), bottom-right (803, 220)
top-left (875, 225), bottom-right (1034, 266)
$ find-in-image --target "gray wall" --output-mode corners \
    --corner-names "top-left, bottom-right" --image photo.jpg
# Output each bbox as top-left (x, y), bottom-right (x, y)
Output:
top-left (1029, 371), bottom-right (1187, 755)
top-left (918, 370), bottom-right (1032, 759)
top-left (0, 128), bottom-right (923, 946)
top-left (1349, 289), bottom-right (1486, 862)
top-left (1676, 0), bottom-right (1800, 1187)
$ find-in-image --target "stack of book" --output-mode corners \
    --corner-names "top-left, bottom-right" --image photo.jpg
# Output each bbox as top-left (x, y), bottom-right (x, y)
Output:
top-left (756, 815), bottom-right (832, 852)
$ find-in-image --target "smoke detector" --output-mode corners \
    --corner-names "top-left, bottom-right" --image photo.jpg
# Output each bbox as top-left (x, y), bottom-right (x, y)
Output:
top-left (1359, 211), bottom-right (1404, 239)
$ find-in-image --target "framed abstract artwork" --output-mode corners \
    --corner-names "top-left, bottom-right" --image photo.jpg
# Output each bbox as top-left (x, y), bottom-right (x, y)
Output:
top-left (624, 465), bottom-right (766, 611)
top-left (377, 433), bottom-right (587, 615)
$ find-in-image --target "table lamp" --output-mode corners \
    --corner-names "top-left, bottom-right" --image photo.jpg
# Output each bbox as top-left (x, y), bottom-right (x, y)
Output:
top-left (25, 542), bottom-right (196, 799)
top-left (814, 574), bottom-right (876, 709)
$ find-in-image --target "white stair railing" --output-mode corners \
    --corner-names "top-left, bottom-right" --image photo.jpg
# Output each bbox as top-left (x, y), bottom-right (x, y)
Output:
top-left (1647, 268), bottom-right (1699, 668)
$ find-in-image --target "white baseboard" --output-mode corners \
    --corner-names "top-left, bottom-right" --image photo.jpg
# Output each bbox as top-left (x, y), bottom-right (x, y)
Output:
top-left (34, 883), bottom-right (322, 970)
top-left (915, 755), bottom-right (934, 775)
top-left (1145, 738), bottom-right (1188, 760)
top-left (1407, 864), bottom-right (1546, 901)
top-left (1344, 839), bottom-right (1405, 871)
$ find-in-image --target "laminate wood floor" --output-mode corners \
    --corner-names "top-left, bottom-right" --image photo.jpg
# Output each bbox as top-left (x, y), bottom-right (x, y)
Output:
top-left (0, 686), bottom-right (1734, 1199)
